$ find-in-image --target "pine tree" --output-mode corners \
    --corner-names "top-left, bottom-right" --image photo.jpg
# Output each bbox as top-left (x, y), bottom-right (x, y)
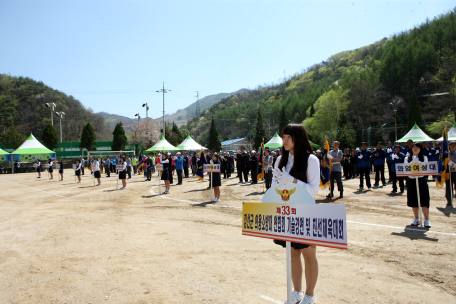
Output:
top-left (254, 109), bottom-right (266, 149)
top-left (41, 124), bottom-right (59, 150)
top-left (407, 90), bottom-right (425, 130)
top-left (310, 104), bottom-right (315, 117)
top-left (208, 117), bottom-right (221, 151)
top-left (111, 122), bottom-right (127, 151)
top-left (80, 122), bottom-right (97, 151)
top-left (279, 106), bottom-right (288, 134)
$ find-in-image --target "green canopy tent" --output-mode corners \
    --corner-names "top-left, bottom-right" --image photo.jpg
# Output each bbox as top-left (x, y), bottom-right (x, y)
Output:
top-left (0, 148), bottom-right (11, 162)
top-left (145, 135), bottom-right (179, 152)
top-left (436, 122), bottom-right (456, 141)
top-left (177, 135), bottom-right (207, 150)
top-left (264, 133), bottom-right (320, 149)
top-left (396, 124), bottom-right (434, 143)
top-left (11, 134), bottom-right (56, 162)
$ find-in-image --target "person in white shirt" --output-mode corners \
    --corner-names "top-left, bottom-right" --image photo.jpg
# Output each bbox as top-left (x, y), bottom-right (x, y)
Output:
top-left (48, 159), bottom-right (54, 180)
top-left (36, 160), bottom-right (42, 178)
top-left (93, 157), bottom-right (101, 186)
top-left (272, 124), bottom-right (320, 304)
top-left (74, 160), bottom-right (82, 183)
top-left (404, 142), bottom-right (430, 228)
top-left (118, 157), bottom-right (127, 190)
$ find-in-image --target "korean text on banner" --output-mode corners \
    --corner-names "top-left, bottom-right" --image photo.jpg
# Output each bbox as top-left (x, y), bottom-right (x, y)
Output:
top-left (395, 161), bottom-right (438, 177)
top-left (203, 164), bottom-right (221, 172)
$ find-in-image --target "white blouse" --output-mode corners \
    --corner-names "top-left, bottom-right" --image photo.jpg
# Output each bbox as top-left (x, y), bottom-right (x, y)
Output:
top-left (74, 163), bottom-right (81, 171)
top-left (93, 161), bottom-right (100, 171)
top-left (272, 152), bottom-right (320, 196)
top-left (49, 161), bottom-right (53, 167)
top-left (404, 155), bottom-right (428, 179)
top-left (120, 162), bottom-right (127, 171)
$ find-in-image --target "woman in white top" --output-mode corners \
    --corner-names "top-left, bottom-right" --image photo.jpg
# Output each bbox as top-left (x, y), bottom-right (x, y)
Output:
top-left (36, 160), bottom-right (42, 178)
top-left (404, 142), bottom-right (430, 228)
top-left (272, 124), bottom-right (320, 304)
top-left (74, 160), bottom-right (82, 183)
top-left (48, 159), bottom-right (54, 180)
top-left (93, 157), bottom-right (101, 186)
top-left (118, 157), bottom-right (127, 190)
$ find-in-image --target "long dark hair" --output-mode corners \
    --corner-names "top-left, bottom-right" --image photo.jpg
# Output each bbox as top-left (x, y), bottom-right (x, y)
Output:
top-left (278, 124), bottom-right (313, 182)
top-left (408, 142), bottom-right (425, 162)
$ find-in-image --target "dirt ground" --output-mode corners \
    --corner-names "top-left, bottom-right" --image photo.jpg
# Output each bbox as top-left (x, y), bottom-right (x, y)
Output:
top-left (0, 168), bottom-right (455, 304)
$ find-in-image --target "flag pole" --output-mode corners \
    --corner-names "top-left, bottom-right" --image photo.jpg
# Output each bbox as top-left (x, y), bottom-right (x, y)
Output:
top-left (286, 241), bottom-right (292, 304)
top-left (262, 138), bottom-right (265, 194)
top-left (211, 172), bottom-right (213, 202)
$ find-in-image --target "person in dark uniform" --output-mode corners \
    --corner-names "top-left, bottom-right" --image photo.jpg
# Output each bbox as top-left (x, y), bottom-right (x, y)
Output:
top-left (373, 142), bottom-right (386, 187)
top-left (48, 159), bottom-right (54, 179)
top-left (350, 149), bottom-right (358, 178)
top-left (14, 161), bottom-right (20, 173)
top-left (228, 152), bottom-right (234, 176)
top-left (358, 142), bottom-right (372, 190)
top-left (211, 153), bottom-right (221, 202)
top-left (263, 148), bottom-right (273, 190)
top-left (79, 156), bottom-right (85, 175)
top-left (385, 141), bottom-right (394, 182)
top-left (58, 159), bottom-right (64, 181)
top-left (104, 156), bottom-right (110, 177)
top-left (36, 159), bottom-right (42, 178)
top-left (168, 153), bottom-right (175, 184)
top-left (146, 154), bottom-right (153, 181)
top-left (74, 159), bottom-right (82, 183)
top-left (342, 148), bottom-right (351, 179)
top-left (389, 144), bottom-right (405, 193)
top-left (161, 153), bottom-right (170, 194)
top-left (249, 150), bottom-right (259, 184)
top-left (221, 153), bottom-right (227, 178)
top-left (237, 146), bottom-right (249, 183)
top-left (183, 152), bottom-right (189, 178)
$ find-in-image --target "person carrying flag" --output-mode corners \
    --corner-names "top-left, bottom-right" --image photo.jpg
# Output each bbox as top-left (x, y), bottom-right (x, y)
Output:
top-left (320, 140), bottom-right (331, 190)
top-left (436, 126), bottom-right (451, 206)
top-left (257, 143), bottom-right (264, 183)
top-left (249, 150), bottom-right (259, 184)
top-left (196, 148), bottom-right (206, 182)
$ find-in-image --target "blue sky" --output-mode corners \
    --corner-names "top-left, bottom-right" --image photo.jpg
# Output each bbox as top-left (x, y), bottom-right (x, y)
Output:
top-left (1, 0), bottom-right (454, 120)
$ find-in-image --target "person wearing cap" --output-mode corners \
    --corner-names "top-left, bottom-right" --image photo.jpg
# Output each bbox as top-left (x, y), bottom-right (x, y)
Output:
top-left (385, 141), bottom-right (394, 183)
top-left (183, 152), bottom-right (189, 178)
top-left (175, 152), bottom-right (183, 185)
top-left (236, 146), bottom-right (249, 183)
top-left (249, 150), bottom-right (259, 184)
top-left (327, 141), bottom-right (343, 198)
top-left (350, 149), bottom-right (358, 178)
top-left (357, 142), bottom-right (372, 190)
top-left (404, 139), bottom-right (414, 157)
top-left (146, 154), bottom-right (153, 181)
top-left (445, 141), bottom-right (456, 207)
top-left (389, 144), bottom-right (405, 193)
top-left (373, 142), bottom-right (386, 187)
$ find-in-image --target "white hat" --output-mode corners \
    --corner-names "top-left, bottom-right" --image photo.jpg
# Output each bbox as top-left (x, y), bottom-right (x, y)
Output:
top-left (157, 153), bottom-right (161, 156)
top-left (316, 149), bottom-right (321, 153)
top-left (356, 148), bottom-right (360, 151)
top-left (252, 150), bottom-right (256, 153)
top-left (167, 152), bottom-right (171, 155)
top-left (176, 152), bottom-right (181, 155)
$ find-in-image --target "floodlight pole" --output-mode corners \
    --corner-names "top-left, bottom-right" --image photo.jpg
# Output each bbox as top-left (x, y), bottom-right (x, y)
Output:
top-left (46, 102), bottom-right (56, 126)
top-left (156, 83), bottom-right (170, 138)
top-left (55, 112), bottom-right (65, 142)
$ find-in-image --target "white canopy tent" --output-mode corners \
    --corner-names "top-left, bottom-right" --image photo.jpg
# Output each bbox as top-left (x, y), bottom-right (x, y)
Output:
top-left (396, 124), bottom-right (434, 143)
top-left (177, 135), bottom-right (207, 150)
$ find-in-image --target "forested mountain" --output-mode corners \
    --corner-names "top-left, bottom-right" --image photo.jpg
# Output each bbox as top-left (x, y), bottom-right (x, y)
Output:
top-left (184, 7), bottom-right (456, 148)
top-left (97, 112), bottom-right (140, 134)
top-left (0, 74), bottom-right (111, 144)
top-left (164, 88), bottom-right (247, 127)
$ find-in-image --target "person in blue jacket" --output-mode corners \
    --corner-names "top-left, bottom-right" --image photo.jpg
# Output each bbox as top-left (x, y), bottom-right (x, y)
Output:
top-left (403, 139), bottom-right (414, 157)
top-left (175, 152), bottom-right (184, 185)
top-left (373, 142), bottom-right (386, 187)
top-left (357, 142), bottom-right (372, 190)
top-left (389, 144), bottom-right (405, 193)
top-left (385, 141), bottom-right (394, 182)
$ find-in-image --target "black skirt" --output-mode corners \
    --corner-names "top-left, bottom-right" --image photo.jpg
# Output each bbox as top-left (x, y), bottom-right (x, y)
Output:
top-left (274, 240), bottom-right (310, 250)
top-left (94, 171), bottom-right (101, 178)
top-left (59, 167), bottom-right (63, 174)
top-left (119, 171), bottom-right (127, 180)
top-left (161, 169), bottom-right (169, 181)
top-left (406, 177), bottom-right (430, 208)
top-left (75, 169), bottom-right (81, 176)
top-left (49, 167), bottom-right (53, 173)
top-left (211, 172), bottom-right (221, 187)
top-left (37, 167), bottom-right (41, 173)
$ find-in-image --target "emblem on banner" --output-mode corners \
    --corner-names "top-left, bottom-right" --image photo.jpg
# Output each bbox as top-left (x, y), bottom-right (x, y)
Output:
top-left (276, 188), bottom-right (296, 201)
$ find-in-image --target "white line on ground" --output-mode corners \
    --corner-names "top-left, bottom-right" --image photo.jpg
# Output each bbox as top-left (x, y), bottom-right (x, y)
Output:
top-left (1, 179), bottom-right (69, 199)
top-left (150, 186), bottom-right (456, 236)
top-left (260, 295), bottom-right (282, 303)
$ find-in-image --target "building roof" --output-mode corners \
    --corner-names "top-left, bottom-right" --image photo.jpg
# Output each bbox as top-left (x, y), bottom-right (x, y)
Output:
top-left (221, 138), bottom-right (246, 146)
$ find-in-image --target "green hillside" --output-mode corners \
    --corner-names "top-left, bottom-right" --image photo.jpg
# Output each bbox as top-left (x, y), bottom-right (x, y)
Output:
top-left (183, 7), bottom-right (456, 148)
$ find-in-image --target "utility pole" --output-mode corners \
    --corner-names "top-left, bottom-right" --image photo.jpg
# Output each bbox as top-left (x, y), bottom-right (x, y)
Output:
top-left (45, 103), bottom-right (56, 126)
top-left (55, 112), bottom-right (65, 142)
top-left (195, 91), bottom-right (200, 117)
top-left (156, 82), bottom-right (170, 138)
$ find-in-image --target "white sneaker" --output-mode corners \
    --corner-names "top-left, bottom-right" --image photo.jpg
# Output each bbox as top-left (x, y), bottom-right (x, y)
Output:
top-left (424, 220), bottom-right (431, 228)
top-left (411, 219), bottom-right (420, 226)
top-left (368, 187), bottom-right (372, 190)
top-left (357, 187), bottom-right (363, 190)
top-left (301, 294), bottom-right (316, 304)
top-left (284, 291), bottom-right (304, 304)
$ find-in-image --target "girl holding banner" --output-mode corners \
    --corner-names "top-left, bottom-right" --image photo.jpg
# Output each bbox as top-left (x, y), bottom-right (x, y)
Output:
top-left (272, 124), bottom-right (320, 304)
top-left (161, 154), bottom-right (170, 194)
top-left (404, 143), bottom-right (431, 228)
top-left (211, 153), bottom-right (221, 202)
top-left (58, 159), bottom-right (64, 181)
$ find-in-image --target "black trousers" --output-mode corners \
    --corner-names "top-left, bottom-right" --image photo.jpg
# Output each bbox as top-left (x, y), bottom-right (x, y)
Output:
top-left (81, 166), bottom-right (84, 175)
top-left (343, 164), bottom-right (351, 178)
top-left (222, 165), bottom-right (227, 178)
top-left (127, 166), bottom-right (131, 179)
top-left (105, 166), bottom-right (110, 177)
top-left (265, 170), bottom-right (272, 189)
top-left (169, 169), bottom-right (173, 184)
top-left (238, 164), bottom-right (248, 182)
top-left (351, 164), bottom-right (357, 178)
top-left (330, 171), bottom-right (343, 194)
top-left (251, 166), bottom-right (258, 183)
top-left (359, 167), bottom-right (371, 188)
top-left (374, 165), bottom-right (386, 185)
top-left (147, 167), bottom-right (152, 181)
top-left (387, 162), bottom-right (392, 181)
top-left (184, 167), bottom-right (189, 177)
top-left (445, 172), bottom-right (456, 204)
top-left (177, 169), bottom-right (183, 184)
top-left (391, 172), bottom-right (404, 191)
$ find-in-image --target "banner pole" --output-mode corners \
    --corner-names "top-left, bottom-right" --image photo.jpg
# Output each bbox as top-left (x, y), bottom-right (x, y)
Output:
top-left (159, 165), bottom-right (161, 194)
top-left (415, 177), bottom-right (423, 228)
top-left (116, 166), bottom-right (119, 190)
top-left (211, 172), bottom-right (213, 202)
top-left (286, 241), bottom-right (292, 304)
top-left (262, 138), bottom-right (265, 194)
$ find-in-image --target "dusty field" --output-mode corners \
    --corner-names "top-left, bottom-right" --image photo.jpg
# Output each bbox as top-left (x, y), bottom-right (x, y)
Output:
top-left (0, 169), bottom-right (455, 304)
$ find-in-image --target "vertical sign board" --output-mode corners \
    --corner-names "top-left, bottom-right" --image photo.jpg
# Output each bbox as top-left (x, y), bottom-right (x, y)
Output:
top-left (242, 184), bottom-right (347, 250)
